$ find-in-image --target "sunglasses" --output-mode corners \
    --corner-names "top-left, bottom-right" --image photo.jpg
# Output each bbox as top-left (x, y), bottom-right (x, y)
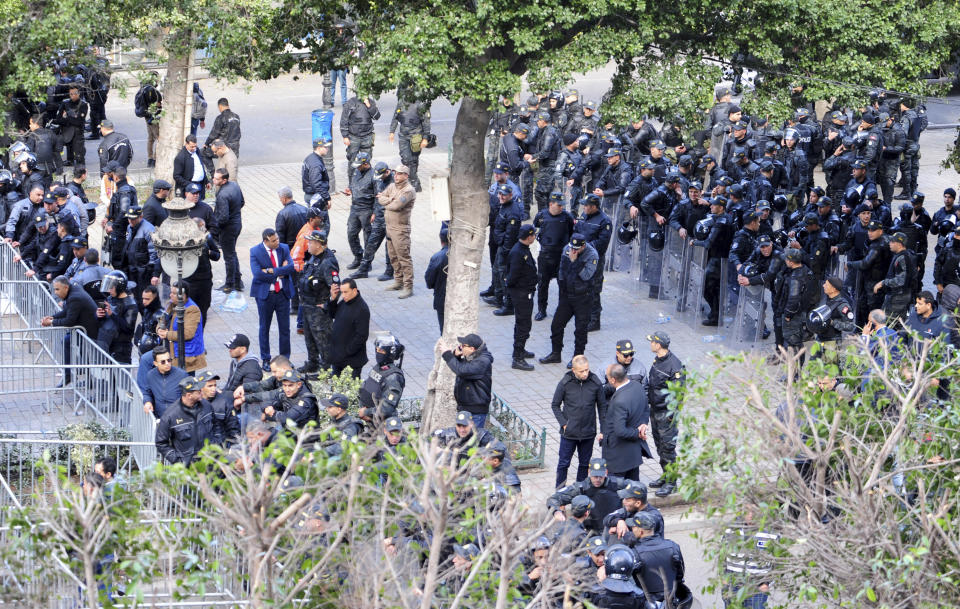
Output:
top-left (157, 358), bottom-right (172, 364)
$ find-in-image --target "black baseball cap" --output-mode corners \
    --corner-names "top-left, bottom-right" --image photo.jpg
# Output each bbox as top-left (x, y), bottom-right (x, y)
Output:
top-left (322, 393), bottom-right (350, 409)
top-left (225, 333), bottom-right (250, 349)
top-left (646, 331), bottom-right (670, 347)
top-left (570, 233), bottom-right (586, 248)
top-left (518, 224), bottom-right (536, 239)
top-left (179, 376), bottom-right (201, 393)
top-left (184, 182), bottom-right (203, 194)
top-left (457, 334), bottom-right (483, 348)
top-left (615, 339), bottom-right (635, 355)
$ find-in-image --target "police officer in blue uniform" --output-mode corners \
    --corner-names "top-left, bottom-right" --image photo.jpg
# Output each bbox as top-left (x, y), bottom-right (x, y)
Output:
top-left (483, 184), bottom-right (524, 315)
top-left (540, 233), bottom-right (600, 368)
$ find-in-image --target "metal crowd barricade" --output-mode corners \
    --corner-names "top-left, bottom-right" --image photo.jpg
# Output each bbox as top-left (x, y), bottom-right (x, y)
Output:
top-left (0, 280), bottom-right (61, 330)
top-left (0, 438), bottom-right (153, 507)
top-left (658, 229), bottom-right (690, 306)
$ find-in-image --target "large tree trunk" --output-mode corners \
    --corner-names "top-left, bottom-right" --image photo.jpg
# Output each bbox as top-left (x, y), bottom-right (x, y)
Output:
top-left (420, 97), bottom-right (491, 431)
top-left (155, 47), bottom-right (192, 185)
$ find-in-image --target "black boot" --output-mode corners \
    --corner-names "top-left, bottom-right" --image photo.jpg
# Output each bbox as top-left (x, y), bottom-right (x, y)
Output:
top-left (347, 256), bottom-right (363, 270)
top-left (480, 285), bottom-right (495, 297)
top-left (511, 358), bottom-right (534, 371)
top-left (482, 296), bottom-right (501, 307)
top-left (648, 476), bottom-right (666, 488)
top-left (350, 262), bottom-right (371, 279)
top-left (587, 320), bottom-right (600, 332)
top-left (493, 305), bottom-right (514, 316)
top-left (523, 349), bottom-right (535, 358)
top-left (539, 351), bottom-right (562, 364)
top-left (534, 309), bottom-right (547, 321)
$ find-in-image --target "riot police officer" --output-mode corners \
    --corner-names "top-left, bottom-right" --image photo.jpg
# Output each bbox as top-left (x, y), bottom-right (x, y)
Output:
top-left (645, 332), bottom-right (684, 497)
top-left (897, 98), bottom-right (923, 200)
top-left (781, 128), bottom-right (809, 208)
top-left (96, 270), bottom-right (139, 364)
top-left (350, 162), bottom-right (393, 280)
top-left (847, 220), bottom-right (891, 327)
top-left (625, 158), bottom-right (659, 214)
top-left (540, 233), bottom-right (600, 368)
top-left (534, 192), bottom-right (575, 320)
top-left (263, 369), bottom-right (320, 431)
top-left (529, 111), bottom-right (561, 212)
top-left (794, 213), bottom-right (832, 282)
top-left (121, 206), bottom-right (159, 302)
top-left (297, 230), bottom-right (339, 373)
top-left (639, 173), bottom-right (682, 298)
top-left (773, 248), bottom-right (819, 360)
top-left (105, 165), bottom-right (137, 267)
top-left (878, 112), bottom-right (906, 205)
top-left (389, 96), bottom-right (431, 191)
top-left (593, 147), bottom-right (633, 217)
top-left (345, 151), bottom-right (375, 270)
top-left (877, 232), bottom-right (916, 323)
top-left (691, 196), bottom-right (734, 326)
top-left (823, 136), bottom-right (856, 203)
top-left (483, 184), bottom-right (524, 314)
top-left (810, 276), bottom-right (855, 354)
top-left (629, 512), bottom-right (686, 603)
top-left (593, 544), bottom-right (646, 609)
top-left (358, 333), bottom-right (405, 421)
top-left (507, 224), bottom-right (538, 370)
top-left (578, 194), bottom-right (613, 331)
top-left (555, 133), bottom-right (585, 212)
top-left (855, 111), bottom-right (883, 181)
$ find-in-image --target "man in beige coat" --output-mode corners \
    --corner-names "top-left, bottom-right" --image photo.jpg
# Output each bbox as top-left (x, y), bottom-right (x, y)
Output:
top-left (212, 139), bottom-right (239, 181)
top-left (380, 164), bottom-right (417, 298)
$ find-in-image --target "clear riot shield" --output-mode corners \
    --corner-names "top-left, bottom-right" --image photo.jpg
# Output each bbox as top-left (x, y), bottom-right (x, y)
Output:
top-left (608, 203), bottom-right (638, 273)
top-left (719, 258), bottom-right (738, 329)
top-left (731, 282), bottom-right (766, 347)
top-left (658, 228), bottom-right (690, 306)
top-left (683, 245), bottom-right (709, 323)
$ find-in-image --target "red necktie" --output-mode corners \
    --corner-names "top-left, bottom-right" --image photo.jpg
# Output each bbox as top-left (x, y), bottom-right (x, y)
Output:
top-left (269, 248), bottom-right (282, 292)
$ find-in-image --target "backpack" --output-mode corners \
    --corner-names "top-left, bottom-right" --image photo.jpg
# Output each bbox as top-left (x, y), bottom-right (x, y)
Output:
top-left (916, 104), bottom-right (928, 133)
top-left (134, 86), bottom-right (153, 118)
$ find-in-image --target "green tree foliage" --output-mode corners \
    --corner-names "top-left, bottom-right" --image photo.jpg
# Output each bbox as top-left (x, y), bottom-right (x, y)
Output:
top-left (677, 336), bottom-right (960, 608)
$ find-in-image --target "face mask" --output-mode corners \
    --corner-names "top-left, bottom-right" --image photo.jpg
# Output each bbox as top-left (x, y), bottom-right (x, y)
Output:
top-left (376, 351), bottom-right (391, 366)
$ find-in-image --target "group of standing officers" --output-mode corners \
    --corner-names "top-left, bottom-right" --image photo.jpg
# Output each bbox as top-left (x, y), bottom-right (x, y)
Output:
top-left (480, 84), bottom-right (960, 372)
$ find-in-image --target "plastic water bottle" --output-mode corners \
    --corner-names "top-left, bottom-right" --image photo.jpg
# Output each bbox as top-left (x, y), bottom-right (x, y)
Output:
top-left (702, 334), bottom-right (722, 343)
top-left (655, 312), bottom-right (671, 324)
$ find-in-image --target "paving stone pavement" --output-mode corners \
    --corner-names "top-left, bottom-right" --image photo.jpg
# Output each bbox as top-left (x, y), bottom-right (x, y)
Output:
top-left (5, 120), bottom-right (958, 509)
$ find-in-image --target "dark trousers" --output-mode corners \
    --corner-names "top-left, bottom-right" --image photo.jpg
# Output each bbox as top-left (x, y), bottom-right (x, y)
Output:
top-left (331, 362), bottom-right (362, 379)
top-left (398, 136), bottom-right (422, 190)
top-left (435, 308), bottom-right (444, 334)
top-left (612, 467), bottom-right (640, 481)
top-left (471, 413), bottom-right (487, 429)
top-left (255, 291), bottom-right (291, 361)
top-left (534, 163), bottom-right (556, 212)
top-left (899, 143), bottom-right (919, 194)
top-left (361, 215), bottom-right (387, 265)
top-left (221, 226), bottom-right (242, 288)
top-left (192, 278), bottom-right (212, 329)
top-left (509, 287), bottom-right (534, 358)
top-left (486, 240), bottom-right (499, 287)
top-left (590, 267), bottom-right (605, 325)
top-left (703, 259), bottom-right (722, 321)
top-left (537, 251), bottom-right (561, 313)
top-left (301, 303), bottom-right (332, 368)
top-left (650, 407), bottom-right (678, 471)
top-left (345, 135), bottom-right (373, 181)
top-left (550, 291), bottom-right (591, 356)
top-left (59, 132), bottom-right (86, 165)
top-left (493, 247), bottom-right (512, 306)
top-left (556, 436), bottom-right (594, 488)
top-left (62, 331), bottom-right (73, 383)
top-left (89, 100), bottom-right (106, 135)
top-left (347, 206), bottom-right (373, 259)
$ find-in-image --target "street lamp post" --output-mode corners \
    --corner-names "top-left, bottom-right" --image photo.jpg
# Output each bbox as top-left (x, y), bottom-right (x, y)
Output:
top-left (151, 197), bottom-right (207, 369)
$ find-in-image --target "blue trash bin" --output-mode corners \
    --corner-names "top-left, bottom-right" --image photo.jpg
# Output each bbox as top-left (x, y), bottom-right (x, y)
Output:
top-left (311, 109), bottom-right (333, 143)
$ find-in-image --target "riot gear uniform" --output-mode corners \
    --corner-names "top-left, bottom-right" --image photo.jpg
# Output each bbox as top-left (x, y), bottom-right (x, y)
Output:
top-left (298, 244), bottom-right (340, 372)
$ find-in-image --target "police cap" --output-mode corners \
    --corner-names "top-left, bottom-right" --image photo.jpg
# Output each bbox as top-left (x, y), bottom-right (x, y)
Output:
top-left (615, 339), bottom-right (634, 355)
top-left (194, 370), bottom-right (220, 384)
top-left (535, 110), bottom-right (551, 122)
top-left (496, 183), bottom-right (513, 197)
top-left (646, 331), bottom-right (670, 347)
top-left (581, 193), bottom-right (600, 207)
top-left (124, 206), bottom-right (143, 219)
top-left (281, 369), bottom-right (302, 383)
top-left (570, 495), bottom-right (595, 517)
top-left (803, 212), bottom-right (819, 225)
top-left (732, 121), bottom-right (749, 132)
top-left (455, 410), bottom-right (473, 425)
top-left (711, 195), bottom-right (728, 207)
top-left (617, 483), bottom-right (648, 500)
top-left (70, 236), bottom-right (87, 249)
top-left (513, 123), bottom-right (530, 135)
top-left (569, 233), bottom-right (586, 248)
top-left (626, 512), bottom-right (658, 531)
top-left (637, 158), bottom-right (654, 170)
top-left (351, 151), bottom-right (371, 167)
top-left (756, 200), bottom-right (772, 210)
top-left (743, 210), bottom-right (759, 224)
top-left (179, 376), bottom-right (201, 393)
top-left (453, 543), bottom-right (480, 560)
top-left (306, 230), bottom-right (328, 244)
top-left (321, 392), bottom-right (349, 409)
top-left (588, 457), bottom-right (608, 476)
top-left (52, 186), bottom-right (70, 199)
top-left (604, 147), bottom-right (622, 158)
top-left (716, 175), bottom-right (734, 187)
top-left (867, 220), bottom-right (884, 231)
top-left (651, 139), bottom-right (667, 150)
top-left (757, 234), bottom-right (773, 246)
top-left (587, 536), bottom-right (607, 554)
top-left (583, 100), bottom-right (597, 111)
top-left (697, 154), bottom-right (716, 168)
top-left (851, 159), bottom-right (867, 169)
top-left (890, 231), bottom-right (907, 245)
top-left (518, 223), bottom-right (536, 239)
top-left (688, 180), bottom-right (703, 191)
top-left (485, 440), bottom-right (507, 460)
top-left (677, 154), bottom-right (693, 167)
top-left (784, 248), bottom-right (804, 263)
top-left (493, 162), bottom-right (509, 174)
top-left (549, 191), bottom-right (564, 203)
top-left (384, 417), bottom-right (403, 432)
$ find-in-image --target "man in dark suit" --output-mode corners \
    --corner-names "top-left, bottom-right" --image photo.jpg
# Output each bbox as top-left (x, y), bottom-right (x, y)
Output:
top-left (249, 228), bottom-right (294, 371)
top-left (602, 363), bottom-right (650, 481)
top-left (173, 134), bottom-right (208, 198)
top-left (327, 278), bottom-right (370, 378)
top-left (41, 275), bottom-right (99, 385)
